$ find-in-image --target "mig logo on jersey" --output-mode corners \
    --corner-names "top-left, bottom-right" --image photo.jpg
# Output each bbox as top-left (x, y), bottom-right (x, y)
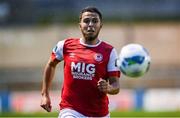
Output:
top-left (71, 62), bottom-right (95, 80)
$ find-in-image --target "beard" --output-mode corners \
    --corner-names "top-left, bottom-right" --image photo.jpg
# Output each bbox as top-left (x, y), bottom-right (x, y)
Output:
top-left (84, 33), bottom-right (98, 41)
top-left (82, 29), bottom-right (100, 41)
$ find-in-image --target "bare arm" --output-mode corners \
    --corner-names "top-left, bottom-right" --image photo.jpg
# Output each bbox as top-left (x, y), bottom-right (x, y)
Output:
top-left (97, 77), bottom-right (120, 95)
top-left (40, 58), bottom-right (60, 112)
top-left (107, 77), bottom-right (120, 94)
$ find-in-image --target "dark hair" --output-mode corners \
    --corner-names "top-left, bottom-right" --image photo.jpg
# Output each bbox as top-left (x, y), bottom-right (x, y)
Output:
top-left (79, 6), bottom-right (102, 21)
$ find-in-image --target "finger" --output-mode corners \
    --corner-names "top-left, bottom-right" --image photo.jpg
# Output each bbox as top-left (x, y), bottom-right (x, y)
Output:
top-left (40, 104), bottom-right (47, 110)
top-left (41, 104), bottom-right (46, 111)
top-left (40, 104), bottom-right (45, 109)
top-left (98, 84), bottom-right (108, 91)
top-left (98, 81), bottom-right (108, 87)
top-left (98, 85), bottom-right (108, 91)
top-left (45, 105), bottom-right (52, 112)
top-left (98, 87), bottom-right (108, 93)
top-left (98, 78), bottom-right (106, 82)
top-left (98, 78), bottom-right (106, 85)
top-left (41, 104), bottom-right (52, 112)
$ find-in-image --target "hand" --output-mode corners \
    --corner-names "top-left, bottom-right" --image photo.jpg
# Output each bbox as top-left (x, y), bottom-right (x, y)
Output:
top-left (97, 78), bottom-right (109, 94)
top-left (40, 94), bottom-right (52, 112)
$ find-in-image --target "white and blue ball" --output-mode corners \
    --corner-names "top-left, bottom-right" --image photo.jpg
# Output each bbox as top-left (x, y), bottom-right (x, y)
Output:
top-left (118, 44), bottom-right (151, 78)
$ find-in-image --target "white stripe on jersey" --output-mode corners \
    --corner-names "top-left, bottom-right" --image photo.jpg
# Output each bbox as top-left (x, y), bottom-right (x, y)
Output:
top-left (107, 48), bottom-right (120, 72)
top-left (52, 40), bottom-right (65, 61)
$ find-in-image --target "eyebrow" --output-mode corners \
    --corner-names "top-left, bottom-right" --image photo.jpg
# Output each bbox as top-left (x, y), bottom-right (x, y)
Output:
top-left (83, 15), bottom-right (99, 19)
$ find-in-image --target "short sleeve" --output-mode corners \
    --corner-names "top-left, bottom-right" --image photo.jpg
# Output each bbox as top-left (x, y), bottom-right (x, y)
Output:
top-left (51, 40), bottom-right (65, 61)
top-left (107, 48), bottom-right (120, 77)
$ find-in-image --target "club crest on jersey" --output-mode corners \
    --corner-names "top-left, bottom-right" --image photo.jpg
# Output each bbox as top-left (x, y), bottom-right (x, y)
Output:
top-left (94, 53), bottom-right (103, 62)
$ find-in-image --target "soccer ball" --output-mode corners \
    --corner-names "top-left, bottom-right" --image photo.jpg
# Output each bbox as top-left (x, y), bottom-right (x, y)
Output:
top-left (117, 43), bottom-right (151, 78)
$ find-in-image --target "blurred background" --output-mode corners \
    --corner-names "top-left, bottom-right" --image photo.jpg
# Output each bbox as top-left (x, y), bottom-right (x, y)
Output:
top-left (0, 0), bottom-right (180, 116)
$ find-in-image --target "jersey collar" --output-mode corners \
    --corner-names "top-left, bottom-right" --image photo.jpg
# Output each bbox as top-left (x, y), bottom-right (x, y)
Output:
top-left (79, 38), bottom-right (102, 47)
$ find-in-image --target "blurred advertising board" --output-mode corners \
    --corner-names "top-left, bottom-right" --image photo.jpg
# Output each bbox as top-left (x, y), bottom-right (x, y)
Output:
top-left (108, 89), bottom-right (135, 111)
top-left (11, 91), bottom-right (60, 112)
top-left (144, 89), bottom-right (180, 111)
top-left (10, 90), bottom-right (135, 112)
top-left (1, 89), bottom-right (180, 112)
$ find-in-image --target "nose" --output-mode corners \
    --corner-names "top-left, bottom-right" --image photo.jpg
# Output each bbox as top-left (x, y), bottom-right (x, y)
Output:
top-left (88, 21), bottom-right (94, 26)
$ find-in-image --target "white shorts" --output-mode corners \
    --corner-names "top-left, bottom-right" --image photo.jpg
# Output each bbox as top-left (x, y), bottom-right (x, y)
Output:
top-left (58, 108), bottom-right (110, 118)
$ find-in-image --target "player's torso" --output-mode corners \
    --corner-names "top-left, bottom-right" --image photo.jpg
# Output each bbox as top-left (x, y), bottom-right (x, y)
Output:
top-left (63, 38), bottom-right (113, 82)
top-left (60, 38), bottom-right (113, 116)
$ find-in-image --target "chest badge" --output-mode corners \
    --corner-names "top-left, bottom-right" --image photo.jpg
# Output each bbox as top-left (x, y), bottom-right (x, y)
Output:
top-left (94, 53), bottom-right (103, 62)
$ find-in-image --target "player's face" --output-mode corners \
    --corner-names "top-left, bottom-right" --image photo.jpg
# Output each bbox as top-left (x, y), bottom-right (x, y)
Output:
top-left (79, 12), bottom-right (102, 41)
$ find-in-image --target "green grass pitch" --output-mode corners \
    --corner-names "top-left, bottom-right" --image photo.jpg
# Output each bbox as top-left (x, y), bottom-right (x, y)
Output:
top-left (0, 111), bottom-right (180, 117)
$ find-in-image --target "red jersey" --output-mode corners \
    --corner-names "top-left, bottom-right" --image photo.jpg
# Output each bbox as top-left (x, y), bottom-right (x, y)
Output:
top-left (51, 38), bottom-right (120, 117)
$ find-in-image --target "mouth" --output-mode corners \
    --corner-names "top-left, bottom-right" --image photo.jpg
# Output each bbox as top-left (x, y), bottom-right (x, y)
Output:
top-left (87, 27), bottom-right (95, 33)
top-left (87, 30), bottom-right (94, 33)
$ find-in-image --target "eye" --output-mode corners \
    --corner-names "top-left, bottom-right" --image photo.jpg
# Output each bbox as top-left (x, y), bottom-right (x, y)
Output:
top-left (82, 18), bottom-right (99, 24)
top-left (83, 18), bottom-right (90, 24)
top-left (92, 18), bottom-right (98, 23)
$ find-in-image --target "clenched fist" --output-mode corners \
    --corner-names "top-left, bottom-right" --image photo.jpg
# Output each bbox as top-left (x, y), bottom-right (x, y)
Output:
top-left (97, 78), bottom-right (109, 93)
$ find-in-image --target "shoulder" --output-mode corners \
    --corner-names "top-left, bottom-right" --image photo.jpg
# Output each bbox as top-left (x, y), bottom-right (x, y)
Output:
top-left (64, 38), bottom-right (80, 43)
top-left (61, 38), bottom-right (81, 51)
top-left (100, 41), bottom-right (119, 57)
top-left (100, 41), bottom-right (114, 51)
top-left (56, 38), bottom-right (80, 47)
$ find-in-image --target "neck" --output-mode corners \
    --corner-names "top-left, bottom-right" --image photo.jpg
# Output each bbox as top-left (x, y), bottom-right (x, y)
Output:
top-left (82, 37), bottom-right (99, 45)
